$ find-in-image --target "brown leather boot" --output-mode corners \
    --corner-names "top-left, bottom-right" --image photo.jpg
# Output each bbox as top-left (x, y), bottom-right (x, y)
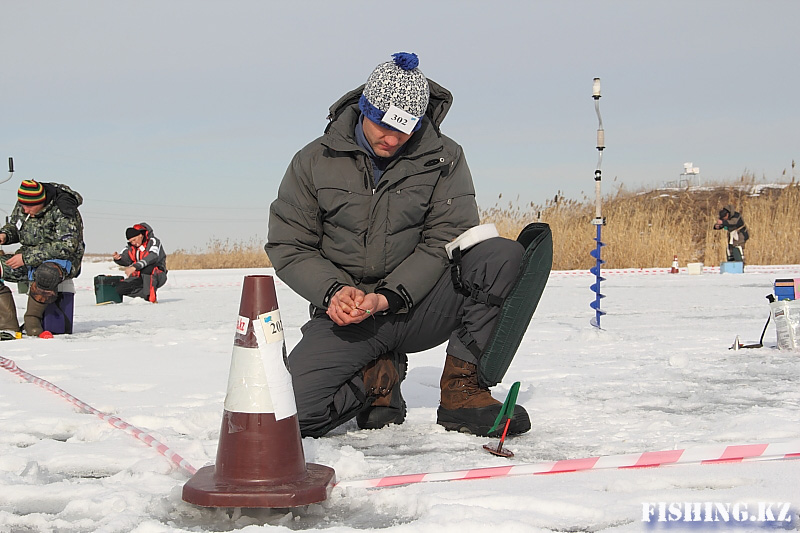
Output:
top-left (437, 354), bottom-right (530, 436)
top-left (356, 352), bottom-right (407, 430)
top-left (0, 285), bottom-right (21, 333)
top-left (440, 354), bottom-right (501, 409)
top-left (23, 295), bottom-right (49, 337)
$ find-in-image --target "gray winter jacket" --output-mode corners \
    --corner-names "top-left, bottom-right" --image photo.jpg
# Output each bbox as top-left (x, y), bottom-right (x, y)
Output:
top-left (266, 80), bottom-right (480, 312)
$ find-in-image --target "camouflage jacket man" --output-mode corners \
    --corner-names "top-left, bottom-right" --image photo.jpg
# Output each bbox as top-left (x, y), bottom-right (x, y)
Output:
top-left (0, 182), bottom-right (85, 281)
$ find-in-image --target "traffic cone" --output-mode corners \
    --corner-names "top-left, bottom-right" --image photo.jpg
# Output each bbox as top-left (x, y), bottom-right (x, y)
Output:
top-left (670, 254), bottom-right (679, 274)
top-left (182, 275), bottom-right (335, 508)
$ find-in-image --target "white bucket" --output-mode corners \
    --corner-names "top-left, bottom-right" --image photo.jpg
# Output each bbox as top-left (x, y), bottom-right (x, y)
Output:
top-left (770, 300), bottom-right (800, 351)
top-left (687, 262), bottom-right (703, 275)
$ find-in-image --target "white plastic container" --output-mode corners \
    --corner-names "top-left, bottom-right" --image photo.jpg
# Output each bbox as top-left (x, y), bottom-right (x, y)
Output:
top-left (687, 262), bottom-right (703, 275)
top-left (770, 300), bottom-right (800, 351)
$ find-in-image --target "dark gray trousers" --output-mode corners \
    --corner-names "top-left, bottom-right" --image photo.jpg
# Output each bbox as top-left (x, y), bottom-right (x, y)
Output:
top-left (115, 267), bottom-right (167, 301)
top-left (289, 237), bottom-right (523, 437)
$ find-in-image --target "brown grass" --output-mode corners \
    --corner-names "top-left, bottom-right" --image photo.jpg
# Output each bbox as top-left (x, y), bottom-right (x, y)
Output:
top-left (480, 177), bottom-right (800, 269)
top-left (113, 176), bottom-right (797, 271)
top-left (168, 237), bottom-right (272, 270)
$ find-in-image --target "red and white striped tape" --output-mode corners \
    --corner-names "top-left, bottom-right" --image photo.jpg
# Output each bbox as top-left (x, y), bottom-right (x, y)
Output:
top-left (335, 440), bottom-right (800, 489)
top-left (69, 266), bottom-right (799, 291)
top-left (72, 281), bottom-right (246, 291)
top-left (5, 355), bottom-right (800, 489)
top-left (0, 356), bottom-right (197, 475)
top-left (551, 265), bottom-right (800, 277)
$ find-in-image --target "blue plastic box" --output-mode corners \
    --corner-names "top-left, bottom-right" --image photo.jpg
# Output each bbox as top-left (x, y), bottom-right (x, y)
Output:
top-left (775, 288), bottom-right (795, 301)
top-left (720, 261), bottom-right (744, 274)
top-left (774, 279), bottom-right (796, 301)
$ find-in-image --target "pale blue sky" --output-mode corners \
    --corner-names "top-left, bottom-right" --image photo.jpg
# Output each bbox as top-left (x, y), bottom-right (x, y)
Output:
top-left (2, 1), bottom-right (797, 253)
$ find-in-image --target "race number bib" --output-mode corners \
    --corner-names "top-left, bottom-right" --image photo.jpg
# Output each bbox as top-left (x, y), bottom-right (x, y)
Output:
top-left (382, 105), bottom-right (418, 135)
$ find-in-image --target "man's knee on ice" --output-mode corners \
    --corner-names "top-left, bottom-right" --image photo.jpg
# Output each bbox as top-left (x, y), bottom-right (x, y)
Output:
top-left (30, 263), bottom-right (66, 304)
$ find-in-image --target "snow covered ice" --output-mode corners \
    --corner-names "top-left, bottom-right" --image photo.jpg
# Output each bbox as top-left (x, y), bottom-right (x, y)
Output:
top-left (2, 261), bottom-right (800, 532)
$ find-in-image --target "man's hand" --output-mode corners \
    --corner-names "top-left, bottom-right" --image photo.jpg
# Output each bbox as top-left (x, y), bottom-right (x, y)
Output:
top-left (124, 265), bottom-right (136, 277)
top-left (0, 233), bottom-right (6, 245)
top-left (327, 286), bottom-right (389, 326)
top-left (5, 253), bottom-right (25, 270)
top-left (112, 251), bottom-right (121, 260)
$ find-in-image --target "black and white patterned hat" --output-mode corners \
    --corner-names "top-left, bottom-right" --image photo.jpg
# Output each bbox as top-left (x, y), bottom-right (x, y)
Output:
top-left (359, 52), bottom-right (429, 132)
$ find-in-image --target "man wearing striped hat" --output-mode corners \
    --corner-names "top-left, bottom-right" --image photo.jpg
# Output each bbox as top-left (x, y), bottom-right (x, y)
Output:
top-left (0, 180), bottom-right (85, 338)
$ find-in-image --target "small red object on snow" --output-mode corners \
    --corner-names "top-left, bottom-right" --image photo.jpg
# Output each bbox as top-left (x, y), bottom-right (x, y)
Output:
top-left (483, 418), bottom-right (514, 458)
top-left (39, 331), bottom-right (54, 339)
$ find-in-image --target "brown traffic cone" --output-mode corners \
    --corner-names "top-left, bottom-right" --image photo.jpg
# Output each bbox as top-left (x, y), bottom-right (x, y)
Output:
top-left (670, 254), bottom-right (679, 274)
top-left (182, 275), bottom-right (335, 508)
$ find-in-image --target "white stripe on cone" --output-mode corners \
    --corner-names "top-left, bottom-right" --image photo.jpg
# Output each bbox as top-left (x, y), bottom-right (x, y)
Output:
top-left (223, 309), bottom-right (297, 420)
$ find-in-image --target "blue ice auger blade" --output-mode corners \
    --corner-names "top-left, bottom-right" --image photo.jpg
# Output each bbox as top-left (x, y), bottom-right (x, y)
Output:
top-left (589, 249), bottom-right (606, 260)
top-left (590, 282), bottom-right (606, 293)
top-left (589, 298), bottom-right (606, 309)
top-left (589, 266), bottom-right (606, 277)
top-left (590, 310), bottom-right (608, 326)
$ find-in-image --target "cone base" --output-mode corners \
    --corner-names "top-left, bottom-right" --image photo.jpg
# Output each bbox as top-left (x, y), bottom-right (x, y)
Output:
top-left (182, 463), bottom-right (335, 508)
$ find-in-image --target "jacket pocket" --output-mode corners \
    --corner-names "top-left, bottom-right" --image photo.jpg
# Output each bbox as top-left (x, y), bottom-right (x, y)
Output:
top-left (318, 187), bottom-right (372, 234)
top-left (385, 177), bottom-right (436, 234)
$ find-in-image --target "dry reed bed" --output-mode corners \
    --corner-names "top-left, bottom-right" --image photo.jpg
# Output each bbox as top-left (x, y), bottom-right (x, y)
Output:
top-left (159, 181), bottom-right (799, 271)
top-left (168, 238), bottom-right (272, 270)
top-left (482, 182), bottom-right (799, 269)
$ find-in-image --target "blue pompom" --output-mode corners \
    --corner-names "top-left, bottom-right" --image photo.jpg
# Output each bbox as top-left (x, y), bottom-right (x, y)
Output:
top-left (392, 52), bottom-right (419, 71)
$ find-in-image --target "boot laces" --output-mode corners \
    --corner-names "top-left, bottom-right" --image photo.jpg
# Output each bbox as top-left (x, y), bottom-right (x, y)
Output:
top-left (451, 364), bottom-right (489, 397)
top-left (364, 356), bottom-right (399, 398)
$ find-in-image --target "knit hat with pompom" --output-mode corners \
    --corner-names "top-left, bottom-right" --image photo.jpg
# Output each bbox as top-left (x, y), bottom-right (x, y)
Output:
top-left (359, 52), bottom-right (429, 133)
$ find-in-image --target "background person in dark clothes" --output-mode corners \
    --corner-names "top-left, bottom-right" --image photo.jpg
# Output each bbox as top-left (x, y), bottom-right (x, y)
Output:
top-left (113, 223), bottom-right (167, 303)
top-left (713, 205), bottom-right (749, 262)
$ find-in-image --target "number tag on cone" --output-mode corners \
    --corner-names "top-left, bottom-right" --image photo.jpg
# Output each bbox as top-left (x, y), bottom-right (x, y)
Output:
top-left (259, 310), bottom-right (284, 343)
top-left (255, 310), bottom-right (296, 420)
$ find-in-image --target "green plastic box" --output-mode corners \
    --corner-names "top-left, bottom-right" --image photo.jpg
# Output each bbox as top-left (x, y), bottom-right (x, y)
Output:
top-left (94, 275), bottom-right (124, 304)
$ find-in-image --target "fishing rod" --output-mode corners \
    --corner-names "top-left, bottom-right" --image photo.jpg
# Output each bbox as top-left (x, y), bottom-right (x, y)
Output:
top-left (1, 157), bottom-right (12, 185)
top-left (0, 157), bottom-right (12, 221)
